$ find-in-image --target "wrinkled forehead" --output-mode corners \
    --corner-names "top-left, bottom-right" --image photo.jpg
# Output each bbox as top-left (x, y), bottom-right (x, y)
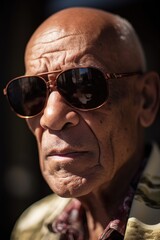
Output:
top-left (26, 23), bottom-right (124, 73)
top-left (30, 24), bottom-right (105, 49)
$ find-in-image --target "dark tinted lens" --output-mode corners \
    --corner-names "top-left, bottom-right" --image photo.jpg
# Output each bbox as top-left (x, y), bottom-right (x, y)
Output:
top-left (7, 77), bottom-right (47, 117)
top-left (57, 68), bottom-right (108, 109)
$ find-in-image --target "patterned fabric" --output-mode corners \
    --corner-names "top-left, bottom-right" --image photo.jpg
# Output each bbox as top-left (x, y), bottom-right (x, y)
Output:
top-left (124, 143), bottom-right (160, 239)
top-left (51, 199), bottom-right (86, 240)
top-left (50, 193), bottom-right (132, 239)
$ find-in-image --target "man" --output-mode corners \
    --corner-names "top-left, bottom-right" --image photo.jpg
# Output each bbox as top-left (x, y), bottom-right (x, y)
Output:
top-left (4, 7), bottom-right (160, 240)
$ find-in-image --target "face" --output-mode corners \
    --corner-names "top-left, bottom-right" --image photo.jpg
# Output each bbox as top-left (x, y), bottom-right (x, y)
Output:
top-left (26, 27), bottom-right (142, 198)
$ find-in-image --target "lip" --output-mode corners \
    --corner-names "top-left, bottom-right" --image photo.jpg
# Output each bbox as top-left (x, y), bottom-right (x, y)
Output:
top-left (47, 149), bottom-right (88, 160)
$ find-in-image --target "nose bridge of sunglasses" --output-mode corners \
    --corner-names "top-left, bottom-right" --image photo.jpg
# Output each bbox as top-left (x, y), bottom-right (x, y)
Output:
top-left (45, 72), bottom-right (61, 93)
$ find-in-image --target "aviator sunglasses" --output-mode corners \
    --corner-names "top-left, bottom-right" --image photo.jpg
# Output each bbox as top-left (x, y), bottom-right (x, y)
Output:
top-left (3, 67), bottom-right (141, 118)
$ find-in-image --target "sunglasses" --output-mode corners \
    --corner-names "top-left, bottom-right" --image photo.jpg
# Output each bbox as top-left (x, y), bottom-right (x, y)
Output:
top-left (3, 67), bottom-right (141, 118)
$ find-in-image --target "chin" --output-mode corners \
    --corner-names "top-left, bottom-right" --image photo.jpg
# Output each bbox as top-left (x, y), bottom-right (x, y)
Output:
top-left (48, 181), bottom-right (92, 198)
top-left (44, 172), bottom-right (96, 198)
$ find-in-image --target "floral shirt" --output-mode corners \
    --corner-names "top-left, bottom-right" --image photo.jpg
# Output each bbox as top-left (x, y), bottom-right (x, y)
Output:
top-left (50, 187), bottom-right (134, 240)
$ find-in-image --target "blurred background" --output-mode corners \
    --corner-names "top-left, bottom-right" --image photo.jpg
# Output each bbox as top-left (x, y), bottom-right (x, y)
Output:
top-left (1, 0), bottom-right (160, 239)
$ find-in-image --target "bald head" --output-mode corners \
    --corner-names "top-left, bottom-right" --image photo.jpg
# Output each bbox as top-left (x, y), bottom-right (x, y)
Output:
top-left (25, 7), bottom-right (146, 73)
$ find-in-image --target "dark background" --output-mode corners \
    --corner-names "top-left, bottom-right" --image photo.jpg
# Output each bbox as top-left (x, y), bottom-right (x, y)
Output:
top-left (1, 0), bottom-right (160, 239)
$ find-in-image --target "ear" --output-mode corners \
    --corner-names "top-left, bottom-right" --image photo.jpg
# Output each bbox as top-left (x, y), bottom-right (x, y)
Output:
top-left (139, 71), bottom-right (160, 127)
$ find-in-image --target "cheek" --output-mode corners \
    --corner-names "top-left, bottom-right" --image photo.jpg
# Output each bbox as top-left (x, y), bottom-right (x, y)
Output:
top-left (87, 108), bottom-right (138, 179)
top-left (83, 112), bottom-right (115, 179)
top-left (26, 116), bottom-right (42, 135)
top-left (26, 115), bottom-right (46, 145)
top-left (26, 117), bottom-right (45, 167)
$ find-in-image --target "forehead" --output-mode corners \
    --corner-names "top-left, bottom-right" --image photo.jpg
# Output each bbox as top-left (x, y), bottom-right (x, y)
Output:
top-left (32, 28), bottom-right (101, 57)
top-left (25, 25), bottom-right (118, 74)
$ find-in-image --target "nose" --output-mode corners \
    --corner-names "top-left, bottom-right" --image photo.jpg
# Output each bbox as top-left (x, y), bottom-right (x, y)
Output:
top-left (40, 92), bottom-right (80, 130)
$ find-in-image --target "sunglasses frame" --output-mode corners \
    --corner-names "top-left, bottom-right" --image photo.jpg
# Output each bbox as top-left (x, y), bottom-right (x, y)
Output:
top-left (3, 66), bottom-right (142, 118)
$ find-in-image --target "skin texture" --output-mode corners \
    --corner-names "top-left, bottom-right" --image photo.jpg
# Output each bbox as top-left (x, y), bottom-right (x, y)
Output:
top-left (24, 7), bottom-right (160, 238)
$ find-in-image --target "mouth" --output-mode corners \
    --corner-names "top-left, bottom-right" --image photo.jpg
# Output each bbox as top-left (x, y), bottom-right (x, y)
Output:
top-left (45, 147), bottom-right (99, 175)
top-left (47, 149), bottom-right (88, 160)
